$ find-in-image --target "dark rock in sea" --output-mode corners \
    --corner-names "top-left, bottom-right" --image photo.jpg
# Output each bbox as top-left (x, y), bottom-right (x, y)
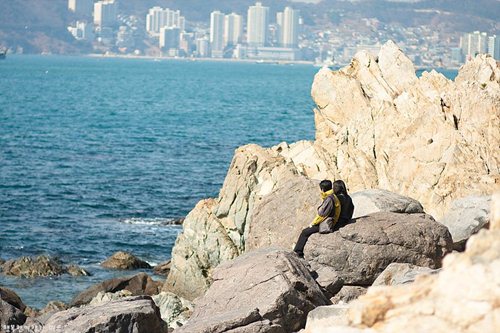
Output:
top-left (2, 256), bottom-right (64, 278)
top-left (0, 287), bottom-right (27, 328)
top-left (41, 296), bottom-right (168, 333)
top-left (0, 256), bottom-right (90, 278)
top-left (153, 260), bottom-right (171, 276)
top-left (65, 264), bottom-right (91, 277)
top-left (305, 212), bottom-right (453, 286)
top-left (176, 248), bottom-right (329, 333)
top-left (330, 286), bottom-right (367, 305)
top-left (101, 251), bottom-right (151, 270)
top-left (171, 217), bottom-right (185, 225)
top-left (70, 272), bottom-right (162, 307)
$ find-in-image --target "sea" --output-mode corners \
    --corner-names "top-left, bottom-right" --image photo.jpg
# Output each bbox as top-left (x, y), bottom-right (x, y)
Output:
top-left (0, 55), bottom-right (458, 309)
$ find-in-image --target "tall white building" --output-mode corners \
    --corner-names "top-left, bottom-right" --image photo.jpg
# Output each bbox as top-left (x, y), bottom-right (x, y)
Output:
top-left (276, 12), bottom-right (283, 45)
top-left (67, 21), bottom-right (94, 40)
top-left (224, 13), bottom-right (243, 47)
top-left (68, 0), bottom-right (93, 17)
top-left (146, 7), bottom-right (184, 36)
top-left (94, 0), bottom-right (117, 28)
top-left (281, 7), bottom-right (300, 48)
top-left (461, 31), bottom-right (488, 58)
top-left (247, 2), bottom-right (269, 47)
top-left (488, 35), bottom-right (500, 60)
top-left (210, 11), bottom-right (225, 57)
top-left (196, 37), bottom-right (210, 57)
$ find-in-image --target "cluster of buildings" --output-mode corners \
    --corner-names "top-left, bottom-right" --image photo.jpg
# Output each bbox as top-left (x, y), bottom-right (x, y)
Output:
top-left (66, 0), bottom-right (500, 67)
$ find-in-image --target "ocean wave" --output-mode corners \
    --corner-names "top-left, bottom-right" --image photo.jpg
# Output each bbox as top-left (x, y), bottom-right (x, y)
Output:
top-left (120, 217), bottom-right (183, 226)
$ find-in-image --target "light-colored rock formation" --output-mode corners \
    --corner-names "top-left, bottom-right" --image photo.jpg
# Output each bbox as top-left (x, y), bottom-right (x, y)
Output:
top-left (330, 286), bottom-right (367, 305)
top-left (439, 195), bottom-right (491, 250)
top-left (351, 189), bottom-right (423, 218)
top-left (303, 191), bottom-right (500, 333)
top-left (311, 45), bottom-right (499, 219)
top-left (88, 290), bottom-right (133, 306)
top-left (100, 251), bottom-right (151, 270)
top-left (152, 292), bottom-right (193, 329)
top-left (305, 212), bottom-right (452, 285)
top-left (176, 248), bottom-right (329, 333)
top-left (70, 272), bottom-right (162, 307)
top-left (163, 42), bottom-right (499, 304)
top-left (304, 305), bottom-right (350, 330)
top-left (41, 296), bottom-right (167, 333)
top-left (371, 263), bottom-right (438, 286)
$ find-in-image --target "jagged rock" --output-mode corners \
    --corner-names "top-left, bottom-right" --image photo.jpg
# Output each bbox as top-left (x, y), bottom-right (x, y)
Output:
top-left (440, 195), bottom-right (491, 251)
top-left (152, 292), bottom-right (193, 329)
top-left (41, 296), bottom-right (167, 333)
top-left (372, 263), bottom-right (439, 287)
top-left (330, 286), bottom-right (368, 305)
top-left (312, 191), bottom-right (500, 332)
top-left (70, 272), bottom-right (162, 307)
top-left (2, 256), bottom-right (64, 278)
top-left (304, 304), bottom-right (350, 330)
top-left (0, 287), bottom-right (27, 329)
top-left (305, 212), bottom-right (453, 286)
top-left (153, 260), bottom-right (171, 276)
top-left (100, 251), bottom-right (151, 270)
top-left (314, 267), bottom-right (344, 298)
top-left (311, 45), bottom-right (499, 219)
top-left (177, 248), bottom-right (329, 333)
top-left (34, 301), bottom-right (69, 326)
top-left (351, 189), bottom-right (424, 218)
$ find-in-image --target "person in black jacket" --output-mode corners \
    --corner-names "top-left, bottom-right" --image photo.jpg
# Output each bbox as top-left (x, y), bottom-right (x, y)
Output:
top-left (332, 179), bottom-right (354, 226)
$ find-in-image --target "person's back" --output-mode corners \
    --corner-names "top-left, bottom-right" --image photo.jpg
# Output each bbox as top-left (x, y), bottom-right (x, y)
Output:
top-left (333, 180), bottom-right (354, 225)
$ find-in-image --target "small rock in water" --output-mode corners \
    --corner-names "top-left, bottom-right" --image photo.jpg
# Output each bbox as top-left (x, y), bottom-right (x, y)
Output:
top-left (101, 251), bottom-right (151, 270)
top-left (153, 260), bottom-right (171, 276)
top-left (1, 255), bottom-right (64, 278)
top-left (65, 264), bottom-right (91, 277)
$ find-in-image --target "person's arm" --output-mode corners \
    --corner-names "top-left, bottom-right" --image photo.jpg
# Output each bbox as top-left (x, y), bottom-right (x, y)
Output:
top-left (310, 197), bottom-right (334, 226)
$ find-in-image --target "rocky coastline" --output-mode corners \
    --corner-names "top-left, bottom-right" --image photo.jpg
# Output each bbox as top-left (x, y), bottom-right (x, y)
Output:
top-left (1, 41), bottom-right (498, 333)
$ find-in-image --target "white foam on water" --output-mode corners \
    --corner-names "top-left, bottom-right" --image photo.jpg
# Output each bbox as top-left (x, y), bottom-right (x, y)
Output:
top-left (120, 217), bottom-right (180, 226)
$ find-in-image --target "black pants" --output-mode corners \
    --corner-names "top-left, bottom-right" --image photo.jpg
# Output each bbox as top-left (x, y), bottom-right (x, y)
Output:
top-left (293, 224), bottom-right (319, 255)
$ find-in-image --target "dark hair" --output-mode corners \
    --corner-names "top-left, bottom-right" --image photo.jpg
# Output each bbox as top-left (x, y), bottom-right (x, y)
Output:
top-left (319, 180), bottom-right (332, 192)
top-left (333, 180), bottom-right (348, 195)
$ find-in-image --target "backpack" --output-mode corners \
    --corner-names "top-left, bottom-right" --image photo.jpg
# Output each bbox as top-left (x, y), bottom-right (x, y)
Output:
top-left (319, 193), bottom-right (341, 234)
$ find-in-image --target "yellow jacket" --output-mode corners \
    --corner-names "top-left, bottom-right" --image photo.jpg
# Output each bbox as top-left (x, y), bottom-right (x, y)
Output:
top-left (311, 189), bottom-right (341, 226)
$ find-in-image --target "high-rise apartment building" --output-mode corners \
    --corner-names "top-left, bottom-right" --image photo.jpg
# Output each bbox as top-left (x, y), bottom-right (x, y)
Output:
top-left (276, 12), bottom-right (283, 45)
top-left (146, 7), bottom-right (184, 36)
top-left (68, 0), bottom-right (93, 17)
top-left (210, 11), bottom-right (225, 57)
top-left (247, 2), bottom-right (269, 47)
top-left (160, 26), bottom-right (180, 50)
top-left (461, 31), bottom-right (488, 58)
top-left (94, 0), bottom-right (117, 28)
top-left (224, 13), bottom-right (243, 47)
top-left (281, 7), bottom-right (300, 48)
top-left (488, 35), bottom-right (500, 60)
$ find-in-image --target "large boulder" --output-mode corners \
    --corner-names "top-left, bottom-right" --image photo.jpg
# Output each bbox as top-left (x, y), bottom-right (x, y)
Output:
top-left (305, 212), bottom-right (453, 285)
top-left (0, 288), bottom-right (27, 329)
top-left (70, 272), bottom-right (162, 307)
top-left (351, 189), bottom-right (424, 218)
top-left (372, 263), bottom-right (439, 287)
top-left (41, 296), bottom-right (167, 333)
top-left (177, 248), bottom-right (329, 333)
top-left (440, 195), bottom-right (491, 250)
top-left (306, 192), bottom-right (500, 333)
top-left (100, 251), bottom-right (151, 270)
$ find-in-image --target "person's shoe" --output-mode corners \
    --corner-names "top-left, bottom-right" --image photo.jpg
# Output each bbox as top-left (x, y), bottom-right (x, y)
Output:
top-left (294, 251), bottom-right (304, 259)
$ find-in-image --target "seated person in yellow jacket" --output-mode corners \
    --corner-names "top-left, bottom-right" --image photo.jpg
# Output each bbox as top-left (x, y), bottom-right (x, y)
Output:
top-left (293, 179), bottom-right (340, 258)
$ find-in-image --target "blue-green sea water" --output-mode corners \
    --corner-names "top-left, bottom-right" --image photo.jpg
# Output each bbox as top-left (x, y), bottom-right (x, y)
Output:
top-left (0, 56), bottom-right (457, 309)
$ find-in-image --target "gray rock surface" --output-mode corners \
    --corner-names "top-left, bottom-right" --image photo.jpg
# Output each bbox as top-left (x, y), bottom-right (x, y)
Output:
top-left (100, 251), bottom-right (151, 270)
top-left (177, 248), bottom-right (329, 333)
top-left (41, 296), bottom-right (167, 333)
top-left (314, 267), bottom-right (344, 298)
top-left (304, 304), bottom-right (350, 330)
top-left (70, 272), bottom-right (162, 307)
top-left (351, 189), bottom-right (424, 218)
top-left (372, 263), bottom-right (439, 286)
top-left (330, 286), bottom-right (367, 305)
top-left (305, 212), bottom-right (453, 285)
top-left (440, 195), bottom-right (491, 250)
